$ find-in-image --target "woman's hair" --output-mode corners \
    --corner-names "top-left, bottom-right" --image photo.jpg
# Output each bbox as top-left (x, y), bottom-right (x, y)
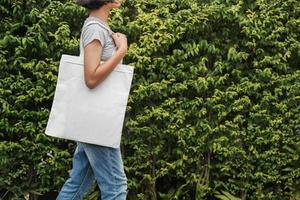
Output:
top-left (76, 0), bottom-right (113, 10)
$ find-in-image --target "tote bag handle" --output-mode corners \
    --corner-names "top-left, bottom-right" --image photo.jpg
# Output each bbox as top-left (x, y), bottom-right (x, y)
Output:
top-left (79, 20), bottom-right (117, 58)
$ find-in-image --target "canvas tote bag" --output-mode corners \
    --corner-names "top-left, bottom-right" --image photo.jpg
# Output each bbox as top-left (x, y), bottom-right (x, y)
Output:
top-left (45, 20), bottom-right (134, 148)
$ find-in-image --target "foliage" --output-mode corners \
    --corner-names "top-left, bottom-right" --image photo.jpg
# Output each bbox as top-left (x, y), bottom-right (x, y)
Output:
top-left (0, 0), bottom-right (299, 199)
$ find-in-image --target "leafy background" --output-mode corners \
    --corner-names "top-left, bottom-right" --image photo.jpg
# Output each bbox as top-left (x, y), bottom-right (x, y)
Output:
top-left (0, 0), bottom-right (299, 199)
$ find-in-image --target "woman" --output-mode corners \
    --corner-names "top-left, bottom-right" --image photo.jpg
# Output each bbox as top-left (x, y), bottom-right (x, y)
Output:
top-left (56, 0), bottom-right (128, 199)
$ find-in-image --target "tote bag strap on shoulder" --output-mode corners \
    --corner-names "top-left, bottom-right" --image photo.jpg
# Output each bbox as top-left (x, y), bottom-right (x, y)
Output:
top-left (84, 20), bottom-right (114, 36)
top-left (79, 20), bottom-right (114, 58)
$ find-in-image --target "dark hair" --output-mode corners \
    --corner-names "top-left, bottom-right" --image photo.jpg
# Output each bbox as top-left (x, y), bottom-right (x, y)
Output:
top-left (76, 0), bottom-right (113, 10)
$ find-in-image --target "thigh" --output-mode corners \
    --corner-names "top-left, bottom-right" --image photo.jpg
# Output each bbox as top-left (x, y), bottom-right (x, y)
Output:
top-left (57, 142), bottom-right (95, 200)
top-left (82, 143), bottom-right (127, 200)
top-left (69, 142), bottom-right (95, 183)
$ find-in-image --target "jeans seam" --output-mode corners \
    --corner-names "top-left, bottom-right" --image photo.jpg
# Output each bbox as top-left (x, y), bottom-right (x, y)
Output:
top-left (109, 149), bottom-right (118, 193)
top-left (71, 165), bottom-right (92, 200)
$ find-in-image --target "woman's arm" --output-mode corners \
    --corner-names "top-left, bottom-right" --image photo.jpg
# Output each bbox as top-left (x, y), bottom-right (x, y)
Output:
top-left (83, 32), bottom-right (127, 89)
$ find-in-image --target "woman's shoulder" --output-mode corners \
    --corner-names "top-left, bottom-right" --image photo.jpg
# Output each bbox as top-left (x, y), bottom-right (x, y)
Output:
top-left (82, 17), bottom-right (112, 34)
top-left (81, 17), bottom-right (112, 48)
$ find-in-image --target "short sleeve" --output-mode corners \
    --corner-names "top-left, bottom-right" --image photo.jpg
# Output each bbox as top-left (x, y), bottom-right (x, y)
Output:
top-left (82, 23), bottom-right (107, 48)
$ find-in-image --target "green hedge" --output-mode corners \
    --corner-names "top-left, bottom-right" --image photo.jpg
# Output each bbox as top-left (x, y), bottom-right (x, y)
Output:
top-left (0, 0), bottom-right (299, 199)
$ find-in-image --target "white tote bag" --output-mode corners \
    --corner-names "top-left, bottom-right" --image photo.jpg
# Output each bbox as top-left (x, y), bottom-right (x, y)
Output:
top-left (45, 21), bottom-right (134, 148)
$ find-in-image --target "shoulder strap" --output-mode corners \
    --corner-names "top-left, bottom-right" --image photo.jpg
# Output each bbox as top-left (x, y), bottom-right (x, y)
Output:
top-left (79, 20), bottom-right (114, 57)
top-left (79, 20), bottom-right (120, 62)
top-left (84, 20), bottom-right (114, 36)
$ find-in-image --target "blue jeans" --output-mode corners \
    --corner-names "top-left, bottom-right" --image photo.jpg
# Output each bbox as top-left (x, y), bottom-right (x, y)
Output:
top-left (56, 142), bottom-right (127, 200)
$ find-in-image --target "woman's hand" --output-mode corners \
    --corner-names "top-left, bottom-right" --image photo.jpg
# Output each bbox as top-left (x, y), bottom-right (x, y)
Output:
top-left (112, 32), bottom-right (128, 54)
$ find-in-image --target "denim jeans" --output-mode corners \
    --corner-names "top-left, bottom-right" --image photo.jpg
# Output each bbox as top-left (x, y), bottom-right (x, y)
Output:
top-left (56, 142), bottom-right (127, 200)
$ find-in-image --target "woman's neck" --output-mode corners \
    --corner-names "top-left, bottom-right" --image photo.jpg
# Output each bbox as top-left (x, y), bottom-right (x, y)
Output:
top-left (89, 8), bottom-right (110, 24)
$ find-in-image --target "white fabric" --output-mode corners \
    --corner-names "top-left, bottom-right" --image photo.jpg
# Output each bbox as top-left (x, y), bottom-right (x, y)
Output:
top-left (45, 21), bottom-right (133, 148)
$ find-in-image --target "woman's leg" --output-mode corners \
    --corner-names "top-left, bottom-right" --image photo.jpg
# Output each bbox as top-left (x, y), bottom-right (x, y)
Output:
top-left (81, 143), bottom-right (128, 200)
top-left (56, 142), bottom-right (95, 200)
